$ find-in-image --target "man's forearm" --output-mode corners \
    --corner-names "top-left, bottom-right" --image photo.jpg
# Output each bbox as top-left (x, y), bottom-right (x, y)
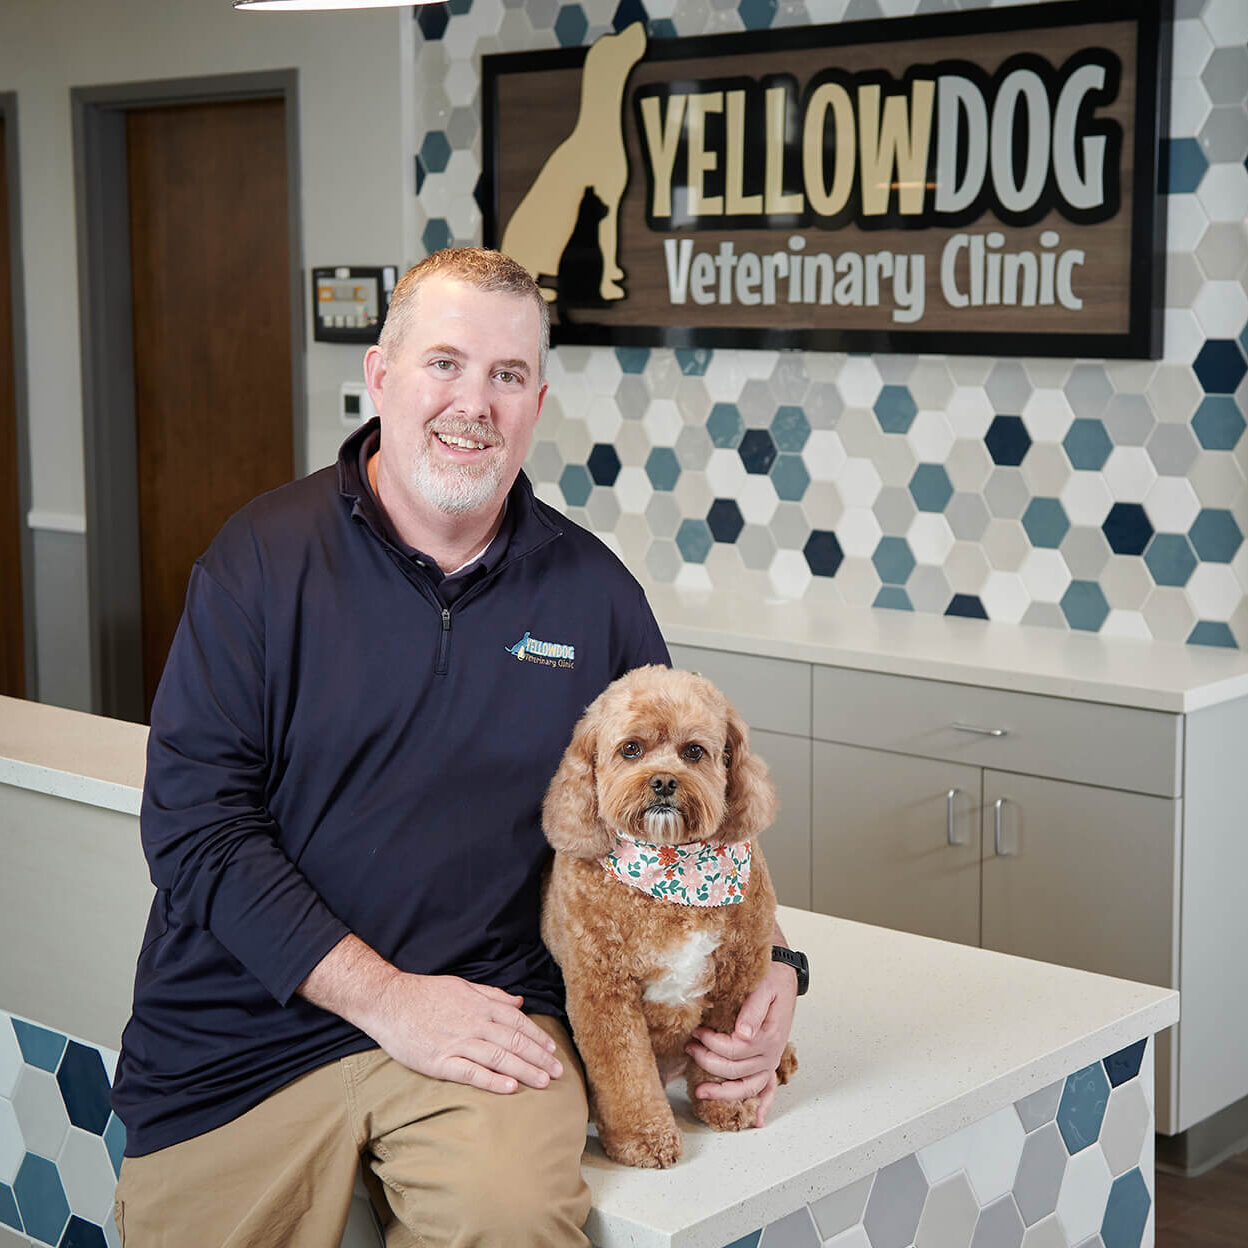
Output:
top-left (295, 934), bottom-right (565, 1093)
top-left (297, 933), bottom-right (402, 1039)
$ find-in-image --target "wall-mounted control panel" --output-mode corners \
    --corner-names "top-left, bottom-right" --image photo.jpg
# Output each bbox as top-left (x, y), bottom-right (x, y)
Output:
top-left (312, 266), bottom-right (396, 343)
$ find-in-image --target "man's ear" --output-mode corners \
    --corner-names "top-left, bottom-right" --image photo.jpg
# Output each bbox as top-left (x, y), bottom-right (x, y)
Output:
top-left (363, 345), bottom-right (387, 415)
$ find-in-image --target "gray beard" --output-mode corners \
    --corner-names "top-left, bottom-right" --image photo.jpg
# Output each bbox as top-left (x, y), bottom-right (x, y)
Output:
top-left (410, 453), bottom-right (506, 515)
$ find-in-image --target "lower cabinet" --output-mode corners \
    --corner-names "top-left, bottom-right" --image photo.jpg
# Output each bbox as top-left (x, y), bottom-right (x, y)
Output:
top-left (753, 729), bottom-right (813, 911)
top-left (812, 742), bottom-right (981, 947)
top-left (811, 745), bottom-right (1180, 994)
top-left (980, 769), bottom-right (1179, 991)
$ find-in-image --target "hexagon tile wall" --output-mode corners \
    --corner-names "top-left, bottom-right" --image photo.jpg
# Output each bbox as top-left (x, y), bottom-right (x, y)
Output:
top-left (0, 1007), bottom-right (1155, 1248)
top-left (414, 0), bottom-right (1248, 648)
top-left (0, 1014), bottom-right (122, 1248)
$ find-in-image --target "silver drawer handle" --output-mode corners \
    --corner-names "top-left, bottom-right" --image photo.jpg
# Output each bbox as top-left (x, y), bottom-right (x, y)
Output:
top-left (952, 722), bottom-right (1009, 738)
top-left (946, 788), bottom-right (969, 847)
top-left (994, 797), bottom-right (1015, 856)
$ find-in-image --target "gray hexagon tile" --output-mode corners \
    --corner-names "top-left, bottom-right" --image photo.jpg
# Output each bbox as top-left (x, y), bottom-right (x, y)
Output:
top-left (914, 1172), bottom-right (978, 1248)
top-left (863, 1153), bottom-right (927, 1248)
top-left (970, 1197), bottom-right (1025, 1248)
top-left (1015, 1122), bottom-right (1068, 1227)
top-left (810, 1173), bottom-right (873, 1240)
top-left (756, 1204), bottom-right (820, 1246)
top-left (1021, 1214), bottom-right (1070, 1248)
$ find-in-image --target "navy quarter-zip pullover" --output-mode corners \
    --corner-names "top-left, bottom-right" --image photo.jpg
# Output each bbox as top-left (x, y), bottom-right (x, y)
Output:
top-left (112, 420), bottom-right (669, 1156)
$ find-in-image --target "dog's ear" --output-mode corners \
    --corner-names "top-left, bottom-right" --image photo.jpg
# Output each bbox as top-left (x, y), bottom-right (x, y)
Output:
top-left (542, 702), bottom-right (617, 859)
top-left (722, 705), bottom-right (777, 843)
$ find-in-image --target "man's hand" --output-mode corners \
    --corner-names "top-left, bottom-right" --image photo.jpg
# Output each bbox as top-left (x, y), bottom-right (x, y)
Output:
top-left (298, 934), bottom-right (563, 1094)
top-left (371, 973), bottom-right (563, 1094)
top-left (684, 943), bottom-right (798, 1128)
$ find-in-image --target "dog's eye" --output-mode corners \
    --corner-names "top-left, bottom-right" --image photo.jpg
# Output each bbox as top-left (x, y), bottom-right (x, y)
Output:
top-left (620, 740), bottom-right (643, 759)
top-left (681, 744), bottom-right (705, 762)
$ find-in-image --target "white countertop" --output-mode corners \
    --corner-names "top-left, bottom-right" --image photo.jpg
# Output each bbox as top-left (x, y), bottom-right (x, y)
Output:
top-left (645, 584), bottom-right (1248, 714)
top-left (0, 696), bottom-right (1180, 1246)
top-left (0, 695), bottom-right (145, 814)
top-left (586, 905), bottom-right (1178, 1248)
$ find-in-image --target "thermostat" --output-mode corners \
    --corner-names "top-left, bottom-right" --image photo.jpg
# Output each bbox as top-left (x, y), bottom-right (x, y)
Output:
top-left (313, 266), bottom-right (396, 343)
top-left (340, 380), bottom-right (377, 429)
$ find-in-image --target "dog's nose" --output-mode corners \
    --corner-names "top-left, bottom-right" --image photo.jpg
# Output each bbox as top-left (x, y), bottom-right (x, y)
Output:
top-left (649, 774), bottom-right (678, 798)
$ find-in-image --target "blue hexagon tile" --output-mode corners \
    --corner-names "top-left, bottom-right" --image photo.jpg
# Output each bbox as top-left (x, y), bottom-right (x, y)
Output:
top-left (1, 1013), bottom-right (122, 1248)
top-left (423, 0), bottom-right (1248, 645)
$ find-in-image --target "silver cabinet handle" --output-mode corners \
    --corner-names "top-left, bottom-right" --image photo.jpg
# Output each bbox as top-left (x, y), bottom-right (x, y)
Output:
top-left (946, 788), bottom-right (968, 846)
top-left (952, 722), bottom-right (1009, 738)
top-left (993, 797), bottom-right (1015, 856)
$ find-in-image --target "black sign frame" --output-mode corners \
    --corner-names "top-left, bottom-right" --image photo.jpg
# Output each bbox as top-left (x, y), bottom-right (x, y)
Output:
top-left (481, 0), bottom-right (1172, 358)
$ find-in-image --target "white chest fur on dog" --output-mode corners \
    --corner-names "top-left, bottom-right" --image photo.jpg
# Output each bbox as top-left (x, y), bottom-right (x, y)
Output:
top-left (642, 929), bottom-right (722, 1007)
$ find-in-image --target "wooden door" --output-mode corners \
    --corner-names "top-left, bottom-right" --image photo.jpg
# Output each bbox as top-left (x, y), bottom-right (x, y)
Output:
top-left (126, 98), bottom-right (293, 714)
top-left (812, 741), bottom-right (983, 946)
top-left (0, 116), bottom-right (24, 698)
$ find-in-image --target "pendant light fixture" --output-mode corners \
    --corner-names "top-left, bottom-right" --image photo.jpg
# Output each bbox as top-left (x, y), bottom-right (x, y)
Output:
top-left (235, 0), bottom-right (429, 11)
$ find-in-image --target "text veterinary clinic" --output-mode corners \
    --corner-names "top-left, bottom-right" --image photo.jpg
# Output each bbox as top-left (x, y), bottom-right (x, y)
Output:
top-left (637, 51), bottom-right (1123, 322)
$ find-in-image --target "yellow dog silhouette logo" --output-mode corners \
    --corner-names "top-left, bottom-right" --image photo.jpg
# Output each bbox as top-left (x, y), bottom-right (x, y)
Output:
top-left (502, 22), bottom-right (647, 306)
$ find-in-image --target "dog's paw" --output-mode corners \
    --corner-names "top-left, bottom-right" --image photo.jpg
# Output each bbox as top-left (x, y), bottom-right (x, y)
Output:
top-left (776, 1043), bottom-right (798, 1085)
top-left (692, 1094), bottom-right (760, 1132)
top-left (599, 1119), bottom-right (683, 1169)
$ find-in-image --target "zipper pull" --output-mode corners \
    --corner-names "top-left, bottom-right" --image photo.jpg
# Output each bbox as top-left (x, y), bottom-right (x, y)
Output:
top-left (441, 607), bottom-right (451, 632)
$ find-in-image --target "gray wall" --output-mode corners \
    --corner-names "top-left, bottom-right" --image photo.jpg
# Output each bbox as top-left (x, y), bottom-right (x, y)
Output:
top-left (1, 0), bottom-right (416, 709)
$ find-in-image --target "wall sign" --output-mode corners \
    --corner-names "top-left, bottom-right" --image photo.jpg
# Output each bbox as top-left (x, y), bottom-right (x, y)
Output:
top-left (482, 0), bottom-right (1171, 358)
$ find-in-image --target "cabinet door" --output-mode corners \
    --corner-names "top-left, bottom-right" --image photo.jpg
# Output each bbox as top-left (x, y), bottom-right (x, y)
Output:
top-left (752, 729), bottom-right (812, 910)
top-left (812, 742), bottom-right (982, 946)
top-left (981, 770), bottom-right (1179, 989)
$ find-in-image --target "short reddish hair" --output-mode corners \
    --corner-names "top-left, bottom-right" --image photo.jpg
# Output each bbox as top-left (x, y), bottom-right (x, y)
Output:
top-left (379, 248), bottom-right (550, 378)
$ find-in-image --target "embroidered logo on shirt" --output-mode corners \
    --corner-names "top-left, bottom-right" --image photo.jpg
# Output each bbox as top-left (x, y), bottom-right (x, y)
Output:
top-left (504, 631), bottom-right (576, 669)
top-left (600, 832), bottom-right (751, 906)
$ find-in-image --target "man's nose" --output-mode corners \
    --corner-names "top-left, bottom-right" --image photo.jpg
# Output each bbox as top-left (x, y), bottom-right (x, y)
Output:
top-left (649, 775), bottom-right (678, 797)
top-left (451, 369), bottom-right (492, 418)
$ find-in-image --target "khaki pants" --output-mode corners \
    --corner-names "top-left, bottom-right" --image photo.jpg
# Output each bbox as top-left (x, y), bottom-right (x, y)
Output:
top-left (114, 1016), bottom-right (591, 1248)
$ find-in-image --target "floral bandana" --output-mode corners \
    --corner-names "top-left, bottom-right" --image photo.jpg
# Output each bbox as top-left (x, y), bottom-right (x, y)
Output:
top-left (599, 832), bottom-right (752, 906)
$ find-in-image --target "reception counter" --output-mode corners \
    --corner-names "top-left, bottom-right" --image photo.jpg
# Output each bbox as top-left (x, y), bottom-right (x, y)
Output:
top-left (0, 692), bottom-right (1178, 1247)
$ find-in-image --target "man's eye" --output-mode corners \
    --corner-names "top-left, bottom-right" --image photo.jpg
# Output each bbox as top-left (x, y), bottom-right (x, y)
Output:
top-left (496, 371), bottom-right (519, 384)
top-left (432, 359), bottom-right (455, 371)
top-left (681, 744), bottom-right (704, 762)
top-left (620, 741), bottom-right (643, 759)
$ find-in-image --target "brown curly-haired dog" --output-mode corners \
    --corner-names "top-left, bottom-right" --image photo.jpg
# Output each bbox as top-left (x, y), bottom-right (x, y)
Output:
top-left (541, 665), bottom-right (797, 1169)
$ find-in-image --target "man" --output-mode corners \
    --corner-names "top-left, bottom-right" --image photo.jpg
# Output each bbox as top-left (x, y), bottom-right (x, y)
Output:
top-left (112, 248), bottom-right (798, 1246)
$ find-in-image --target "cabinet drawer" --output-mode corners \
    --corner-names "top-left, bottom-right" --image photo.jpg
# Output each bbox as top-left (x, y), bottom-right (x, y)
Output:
top-left (668, 644), bottom-right (811, 738)
top-left (812, 666), bottom-right (1182, 798)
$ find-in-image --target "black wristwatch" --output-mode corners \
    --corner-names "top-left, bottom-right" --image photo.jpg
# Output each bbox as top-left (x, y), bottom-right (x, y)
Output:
top-left (772, 946), bottom-right (809, 996)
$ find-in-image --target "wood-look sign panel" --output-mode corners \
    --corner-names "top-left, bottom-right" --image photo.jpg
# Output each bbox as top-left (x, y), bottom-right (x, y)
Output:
top-left (482, 0), bottom-right (1170, 357)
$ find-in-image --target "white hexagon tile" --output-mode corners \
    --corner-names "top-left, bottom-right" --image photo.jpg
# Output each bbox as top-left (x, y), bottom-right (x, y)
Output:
top-left (414, 0), bottom-right (1248, 647)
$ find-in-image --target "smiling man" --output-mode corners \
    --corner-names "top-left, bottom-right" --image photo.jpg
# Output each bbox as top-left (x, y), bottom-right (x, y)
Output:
top-left (109, 249), bottom-right (795, 1247)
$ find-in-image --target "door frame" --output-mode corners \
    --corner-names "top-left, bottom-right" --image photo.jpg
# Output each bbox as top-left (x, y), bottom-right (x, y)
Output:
top-left (72, 70), bottom-right (304, 722)
top-left (0, 92), bottom-right (37, 700)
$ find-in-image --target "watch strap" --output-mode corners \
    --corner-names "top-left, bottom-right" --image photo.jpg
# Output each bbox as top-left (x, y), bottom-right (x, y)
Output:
top-left (771, 945), bottom-right (809, 996)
